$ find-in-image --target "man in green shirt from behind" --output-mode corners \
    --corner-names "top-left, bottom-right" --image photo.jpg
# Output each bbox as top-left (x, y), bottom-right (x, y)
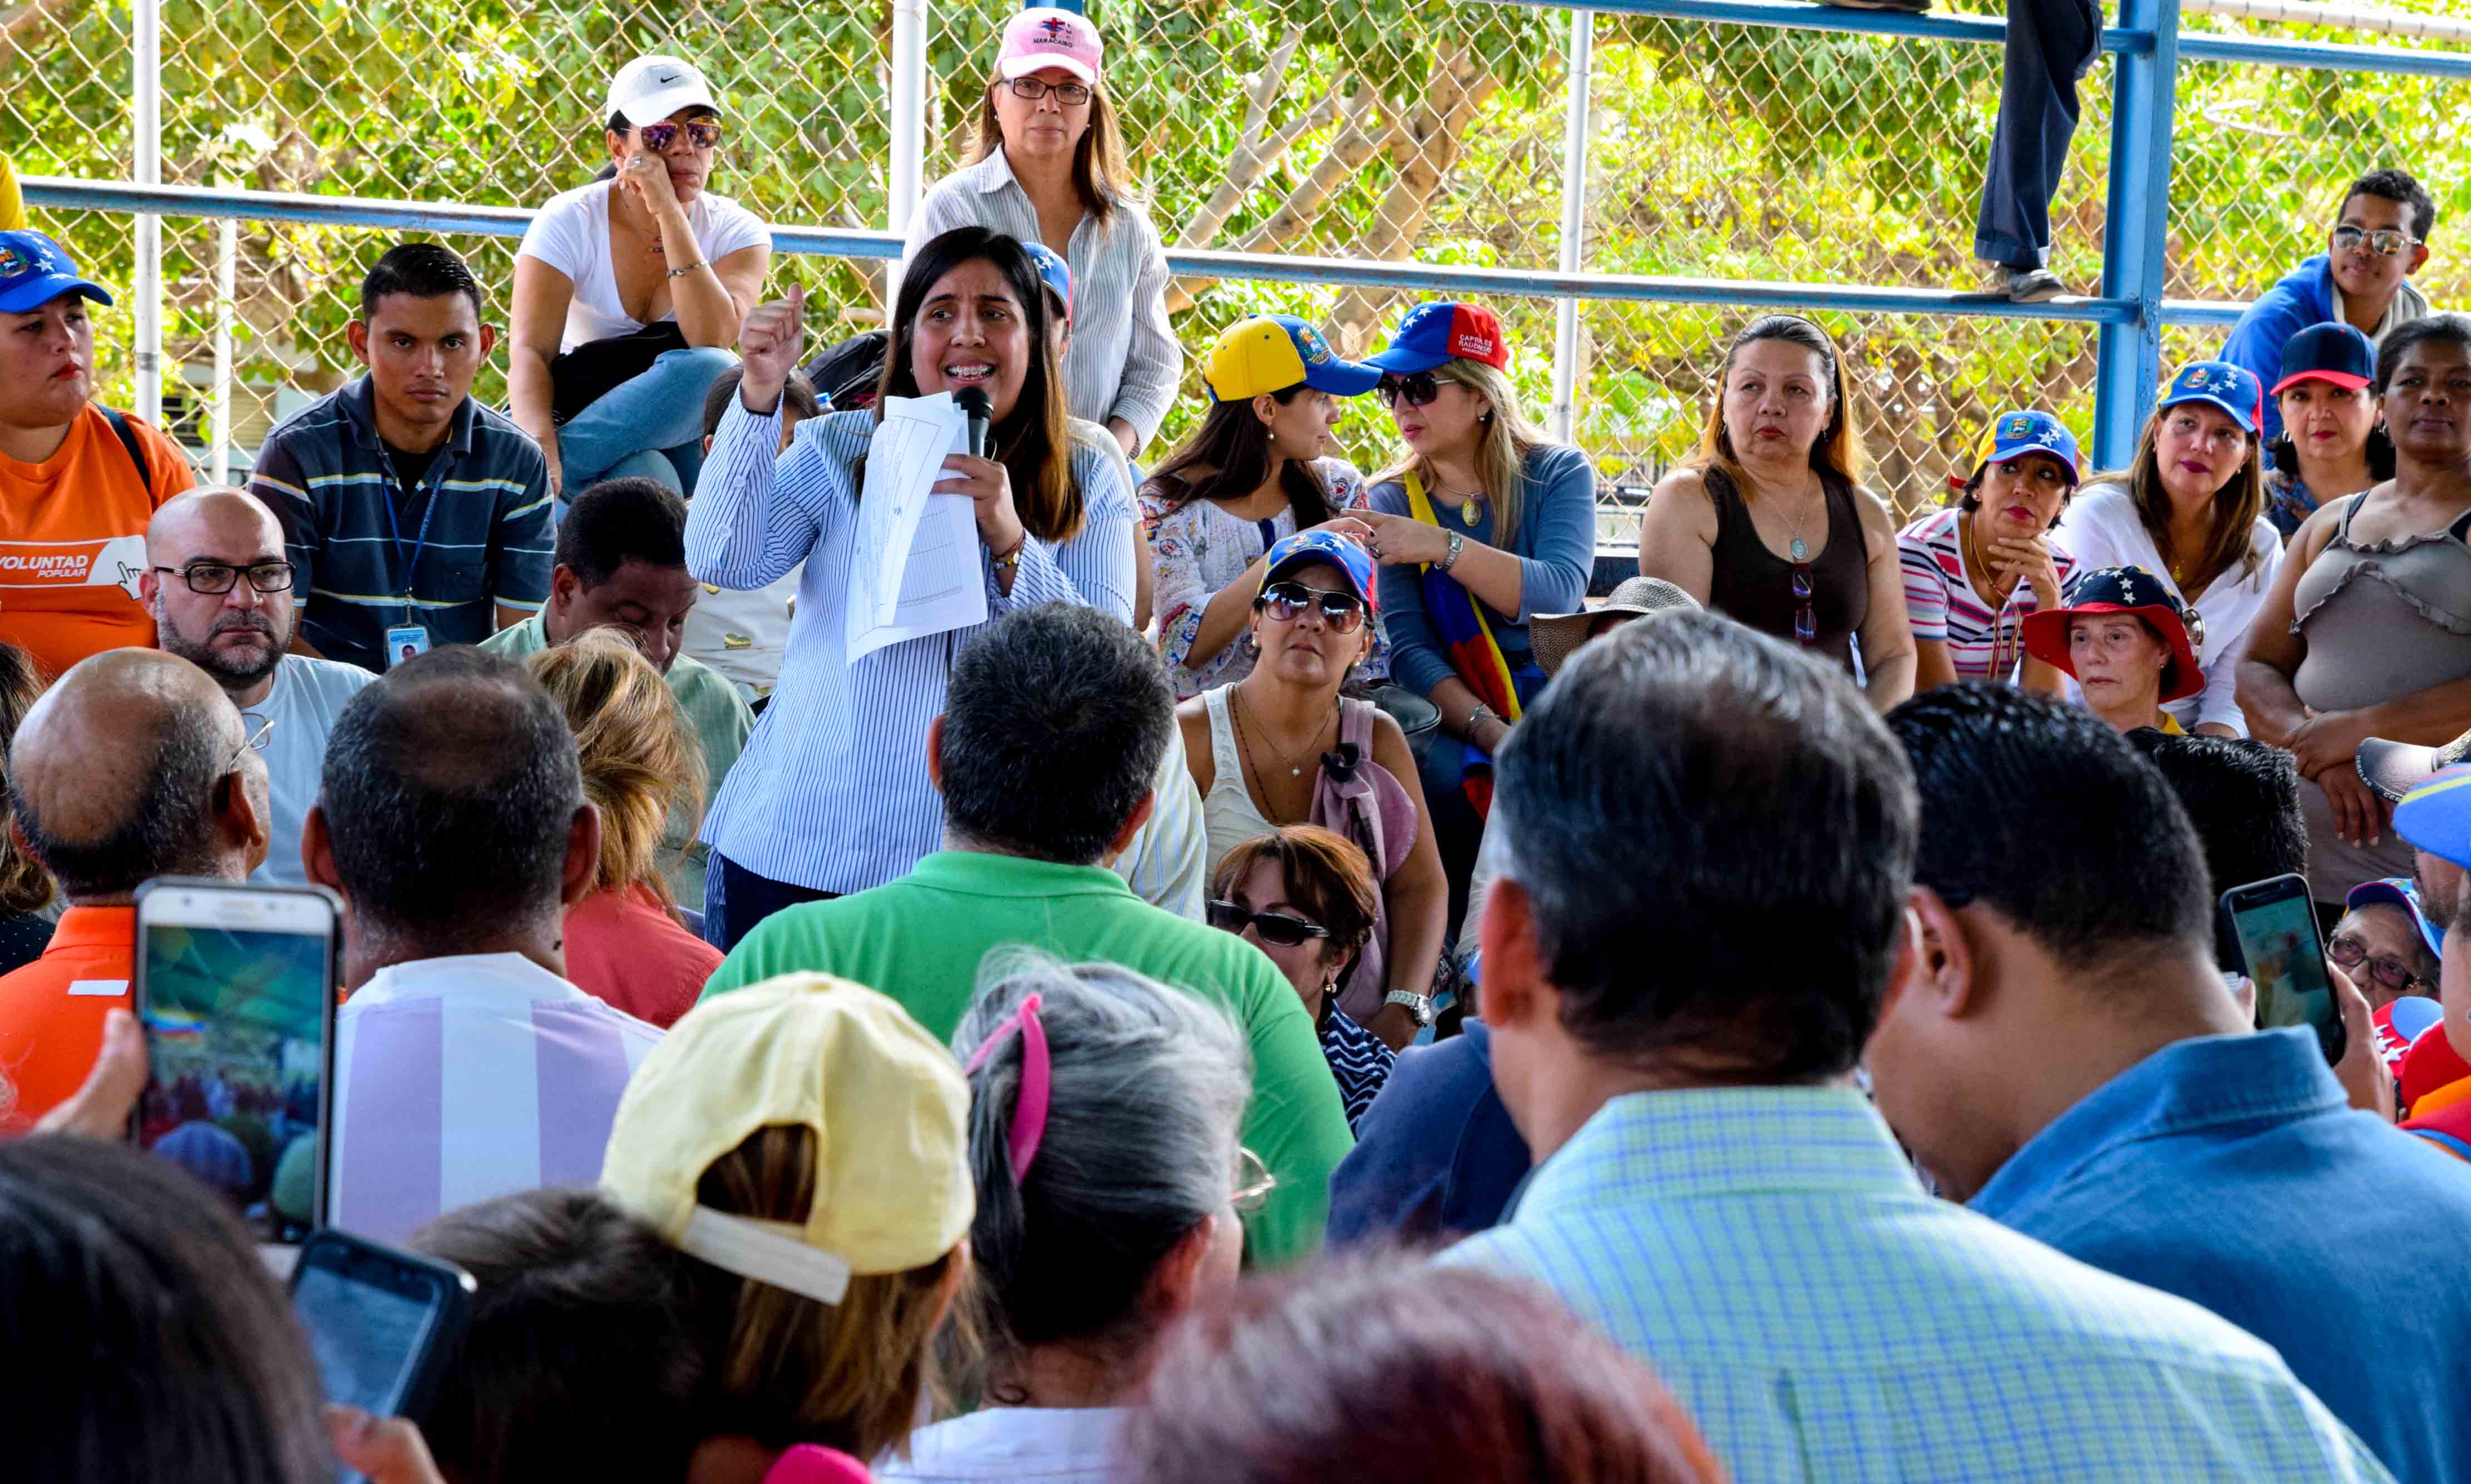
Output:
top-left (704, 604), bottom-right (1352, 1266)
top-left (482, 474), bottom-right (752, 909)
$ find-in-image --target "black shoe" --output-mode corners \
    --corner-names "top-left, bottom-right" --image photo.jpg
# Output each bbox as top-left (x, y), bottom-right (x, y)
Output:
top-left (1991, 265), bottom-right (2066, 303)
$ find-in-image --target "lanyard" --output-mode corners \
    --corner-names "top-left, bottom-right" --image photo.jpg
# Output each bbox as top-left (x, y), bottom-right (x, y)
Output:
top-left (379, 457), bottom-right (446, 622)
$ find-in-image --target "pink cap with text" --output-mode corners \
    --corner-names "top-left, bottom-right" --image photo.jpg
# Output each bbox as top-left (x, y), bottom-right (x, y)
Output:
top-left (997, 9), bottom-right (1103, 87)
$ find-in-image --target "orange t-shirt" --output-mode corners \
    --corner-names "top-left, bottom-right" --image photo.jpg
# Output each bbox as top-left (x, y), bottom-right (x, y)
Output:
top-left (0, 404), bottom-right (195, 680)
top-left (0, 905), bottom-right (132, 1131)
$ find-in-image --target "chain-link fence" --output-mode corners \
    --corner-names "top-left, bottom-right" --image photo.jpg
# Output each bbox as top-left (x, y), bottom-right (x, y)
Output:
top-left (7, 0), bottom-right (2468, 517)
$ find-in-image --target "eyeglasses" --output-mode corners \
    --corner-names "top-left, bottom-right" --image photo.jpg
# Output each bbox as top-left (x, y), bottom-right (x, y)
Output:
top-left (1791, 562), bottom-right (1816, 646)
top-left (153, 561), bottom-right (296, 596)
top-left (1255, 581), bottom-right (1368, 635)
top-left (1207, 899), bottom-right (1332, 947)
top-left (224, 714), bottom-right (275, 777)
top-left (1377, 372), bottom-right (1443, 409)
top-left (635, 121), bottom-right (723, 152)
top-left (1005, 76), bottom-right (1093, 106)
top-left (2331, 225), bottom-right (2421, 258)
top-left (1231, 1147), bottom-right (1278, 1214)
top-left (2328, 933), bottom-right (2433, 996)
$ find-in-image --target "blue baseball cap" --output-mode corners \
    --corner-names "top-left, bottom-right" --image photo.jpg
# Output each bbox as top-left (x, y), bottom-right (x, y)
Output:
top-left (2159, 360), bottom-right (2263, 436)
top-left (1363, 301), bottom-right (1509, 375)
top-left (0, 230), bottom-right (114, 314)
top-left (1019, 241), bottom-right (1072, 328)
top-left (2345, 877), bottom-right (2444, 959)
top-left (2273, 322), bottom-right (2375, 397)
top-left (2394, 763), bottom-right (2471, 873)
top-left (1206, 315), bottom-right (1380, 402)
top-left (1966, 409), bottom-right (2083, 486)
top-left (1257, 528), bottom-right (1378, 617)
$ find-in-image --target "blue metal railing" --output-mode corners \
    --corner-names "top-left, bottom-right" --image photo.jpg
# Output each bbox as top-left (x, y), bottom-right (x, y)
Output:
top-left (24, 0), bottom-right (2468, 472)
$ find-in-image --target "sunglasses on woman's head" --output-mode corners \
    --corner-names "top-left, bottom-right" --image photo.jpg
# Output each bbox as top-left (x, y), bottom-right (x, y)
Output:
top-left (635, 121), bottom-right (723, 151)
top-left (1206, 900), bottom-right (1331, 947)
top-left (1378, 372), bottom-right (1443, 409)
top-left (1255, 581), bottom-right (1368, 634)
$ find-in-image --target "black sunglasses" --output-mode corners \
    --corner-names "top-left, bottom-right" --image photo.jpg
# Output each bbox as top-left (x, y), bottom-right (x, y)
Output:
top-left (1791, 562), bottom-right (1816, 646)
top-left (1377, 372), bottom-right (1443, 409)
top-left (1207, 900), bottom-right (1331, 947)
top-left (1255, 580), bottom-right (1368, 634)
top-left (635, 121), bottom-right (723, 151)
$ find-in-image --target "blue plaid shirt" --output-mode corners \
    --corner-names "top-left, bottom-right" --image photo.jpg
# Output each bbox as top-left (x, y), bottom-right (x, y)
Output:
top-left (1441, 1086), bottom-right (2393, 1482)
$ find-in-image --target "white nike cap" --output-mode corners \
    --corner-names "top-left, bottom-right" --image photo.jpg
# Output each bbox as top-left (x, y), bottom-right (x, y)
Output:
top-left (607, 55), bottom-right (719, 128)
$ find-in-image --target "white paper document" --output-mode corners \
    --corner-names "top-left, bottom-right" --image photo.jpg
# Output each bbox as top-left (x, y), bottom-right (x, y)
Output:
top-left (847, 392), bottom-right (991, 662)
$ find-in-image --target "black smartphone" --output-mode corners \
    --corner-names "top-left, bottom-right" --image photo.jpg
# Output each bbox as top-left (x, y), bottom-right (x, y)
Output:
top-left (131, 878), bottom-right (340, 1243)
top-left (290, 1229), bottom-right (475, 1452)
top-left (2221, 872), bottom-right (2345, 1065)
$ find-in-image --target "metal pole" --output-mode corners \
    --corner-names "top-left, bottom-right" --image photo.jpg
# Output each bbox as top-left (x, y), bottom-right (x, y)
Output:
top-left (130, 0), bottom-right (162, 423)
top-left (2090, 0), bottom-right (2182, 469)
top-left (1550, 11), bottom-right (1594, 445)
top-left (887, 0), bottom-right (928, 235)
top-left (211, 192), bottom-right (235, 484)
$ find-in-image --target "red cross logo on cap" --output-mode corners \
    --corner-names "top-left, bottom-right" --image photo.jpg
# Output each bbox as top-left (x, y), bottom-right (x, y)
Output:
top-left (1037, 17), bottom-right (1073, 43)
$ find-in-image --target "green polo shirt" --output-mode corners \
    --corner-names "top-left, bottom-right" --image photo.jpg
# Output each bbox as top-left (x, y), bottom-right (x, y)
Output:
top-left (481, 613), bottom-right (753, 908)
top-left (703, 850), bottom-right (1353, 1267)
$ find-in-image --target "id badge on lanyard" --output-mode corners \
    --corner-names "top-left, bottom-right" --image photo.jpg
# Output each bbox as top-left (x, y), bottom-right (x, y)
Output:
top-left (383, 463), bottom-right (443, 669)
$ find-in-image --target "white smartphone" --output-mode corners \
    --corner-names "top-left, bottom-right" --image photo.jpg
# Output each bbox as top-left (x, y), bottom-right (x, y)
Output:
top-left (131, 878), bottom-right (341, 1244)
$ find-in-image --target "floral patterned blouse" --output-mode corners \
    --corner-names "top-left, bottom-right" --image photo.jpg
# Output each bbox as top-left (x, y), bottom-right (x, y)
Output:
top-left (1141, 458), bottom-right (1388, 698)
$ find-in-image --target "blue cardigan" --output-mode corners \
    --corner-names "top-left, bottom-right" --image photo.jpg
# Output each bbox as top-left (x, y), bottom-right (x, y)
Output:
top-left (1368, 443), bottom-right (1597, 699)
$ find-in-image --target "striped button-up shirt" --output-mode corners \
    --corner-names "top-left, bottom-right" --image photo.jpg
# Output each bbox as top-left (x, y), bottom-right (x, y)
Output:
top-left (329, 952), bottom-right (663, 1245)
top-left (903, 150), bottom-right (1183, 451)
top-left (249, 377), bottom-right (554, 672)
top-left (686, 402), bottom-right (1136, 896)
top-left (1441, 1086), bottom-right (2395, 1483)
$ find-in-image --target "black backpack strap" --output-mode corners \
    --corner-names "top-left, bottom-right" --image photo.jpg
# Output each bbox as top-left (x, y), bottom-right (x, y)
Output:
top-left (98, 407), bottom-right (152, 498)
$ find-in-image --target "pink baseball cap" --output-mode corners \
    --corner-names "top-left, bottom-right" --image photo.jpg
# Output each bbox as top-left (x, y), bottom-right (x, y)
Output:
top-left (997, 9), bottom-right (1103, 88)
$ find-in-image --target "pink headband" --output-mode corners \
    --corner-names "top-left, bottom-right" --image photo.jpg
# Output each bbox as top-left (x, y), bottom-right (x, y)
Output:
top-left (964, 992), bottom-right (1050, 1184)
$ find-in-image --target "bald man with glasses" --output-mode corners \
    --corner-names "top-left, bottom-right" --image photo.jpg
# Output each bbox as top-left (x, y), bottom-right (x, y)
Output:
top-left (141, 487), bottom-right (373, 885)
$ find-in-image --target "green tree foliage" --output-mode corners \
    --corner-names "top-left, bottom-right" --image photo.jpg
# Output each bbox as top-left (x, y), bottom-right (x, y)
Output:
top-left (6, 0), bottom-right (2467, 517)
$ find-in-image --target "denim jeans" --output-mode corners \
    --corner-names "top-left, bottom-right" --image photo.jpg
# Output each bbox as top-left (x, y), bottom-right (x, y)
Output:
top-left (1973, 0), bottom-right (2103, 269)
top-left (557, 344), bottom-right (737, 498)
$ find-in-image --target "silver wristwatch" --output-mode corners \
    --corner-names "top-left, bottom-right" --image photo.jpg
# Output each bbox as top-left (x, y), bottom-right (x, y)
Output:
top-left (1385, 989), bottom-right (1437, 1027)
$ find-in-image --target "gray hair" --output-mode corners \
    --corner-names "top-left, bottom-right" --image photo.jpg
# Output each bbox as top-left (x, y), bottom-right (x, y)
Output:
top-left (950, 948), bottom-right (1251, 1389)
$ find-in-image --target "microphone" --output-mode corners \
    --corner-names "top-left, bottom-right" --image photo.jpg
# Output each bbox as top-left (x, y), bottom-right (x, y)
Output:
top-left (956, 387), bottom-right (994, 460)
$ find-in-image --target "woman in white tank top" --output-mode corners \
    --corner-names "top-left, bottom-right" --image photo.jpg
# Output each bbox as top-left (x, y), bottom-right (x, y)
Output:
top-left (1176, 532), bottom-right (1447, 1050)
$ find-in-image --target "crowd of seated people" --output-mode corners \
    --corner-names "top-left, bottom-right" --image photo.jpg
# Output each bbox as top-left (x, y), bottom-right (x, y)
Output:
top-left (4, 17), bottom-right (2471, 1482)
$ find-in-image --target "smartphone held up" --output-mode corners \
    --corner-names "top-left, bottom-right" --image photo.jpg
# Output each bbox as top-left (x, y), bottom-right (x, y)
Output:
top-left (130, 878), bottom-right (340, 1243)
top-left (2220, 871), bottom-right (2346, 1067)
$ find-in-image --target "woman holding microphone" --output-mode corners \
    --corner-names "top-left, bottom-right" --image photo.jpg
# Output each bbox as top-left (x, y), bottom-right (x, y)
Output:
top-left (687, 226), bottom-right (1136, 947)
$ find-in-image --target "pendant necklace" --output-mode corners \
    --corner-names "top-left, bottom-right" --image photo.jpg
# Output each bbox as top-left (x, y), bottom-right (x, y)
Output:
top-left (1780, 487), bottom-right (1819, 562)
top-left (1445, 487), bottom-right (1485, 526)
top-left (1236, 686), bottom-right (1328, 780)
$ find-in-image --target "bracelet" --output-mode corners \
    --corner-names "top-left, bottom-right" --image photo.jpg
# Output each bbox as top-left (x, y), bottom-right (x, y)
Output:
top-left (1439, 531), bottom-right (1466, 573)
top-left (665, 258), bottom-right (710, 279)
top-left (990, 533), bottom-right (1028, 572)
top-left (1466, 703), bottom-right (1498, 736)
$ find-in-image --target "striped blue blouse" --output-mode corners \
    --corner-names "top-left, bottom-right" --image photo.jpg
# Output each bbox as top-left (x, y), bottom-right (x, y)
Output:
top-left (687, 400), bottom-right (1136, 894)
